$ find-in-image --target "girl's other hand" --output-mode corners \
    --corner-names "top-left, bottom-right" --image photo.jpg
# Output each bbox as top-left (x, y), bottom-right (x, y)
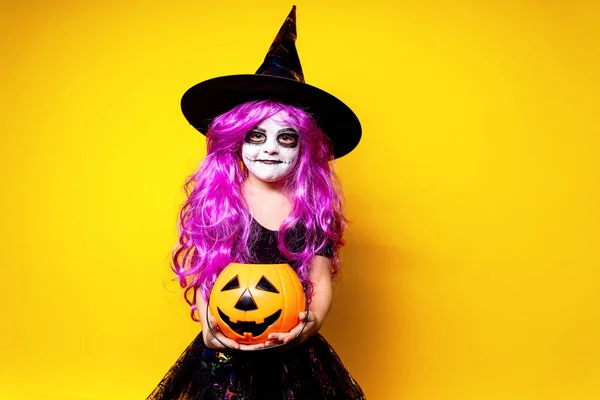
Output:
top-left (264, 310), bottom-right (320, 347)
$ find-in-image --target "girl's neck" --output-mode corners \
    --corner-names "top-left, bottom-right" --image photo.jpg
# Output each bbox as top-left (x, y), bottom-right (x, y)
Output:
top-left (242, 174), bottom-right (293, 231)
top-left (243, 172), bottom-right (286, 194)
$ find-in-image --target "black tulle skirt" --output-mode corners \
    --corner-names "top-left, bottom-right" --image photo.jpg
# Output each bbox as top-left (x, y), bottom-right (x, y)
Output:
top-left (147, 332), bottom-right (366, 399)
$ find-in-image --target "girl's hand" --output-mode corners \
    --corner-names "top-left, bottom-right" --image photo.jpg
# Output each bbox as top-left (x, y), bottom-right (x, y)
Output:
top-left (203, 314), bottom-right (265, 351)
top-left (264, 310), bottom-right (320, 347)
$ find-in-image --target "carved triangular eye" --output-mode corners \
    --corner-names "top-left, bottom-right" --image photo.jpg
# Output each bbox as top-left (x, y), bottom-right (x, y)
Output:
top-left (256, 276), bottom-right (279, 293)
top-left (221, 275), bottom-right (240, 291)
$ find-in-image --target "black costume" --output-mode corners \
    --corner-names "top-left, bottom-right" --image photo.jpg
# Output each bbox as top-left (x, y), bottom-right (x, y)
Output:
top-left (147, 219), bottom-right (366, 399)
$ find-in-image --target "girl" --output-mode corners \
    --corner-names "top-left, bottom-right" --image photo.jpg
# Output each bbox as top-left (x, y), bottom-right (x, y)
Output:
top-left (148, 7), bottom-right (365, 399)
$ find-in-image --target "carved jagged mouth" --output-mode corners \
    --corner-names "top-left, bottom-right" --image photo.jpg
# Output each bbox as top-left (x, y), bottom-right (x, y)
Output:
top-left (218, 308), bottom-right (282, 337)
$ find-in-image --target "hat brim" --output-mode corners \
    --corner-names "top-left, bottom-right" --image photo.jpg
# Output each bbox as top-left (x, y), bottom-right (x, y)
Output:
top-left (181, 74), bottom-right (361, 159)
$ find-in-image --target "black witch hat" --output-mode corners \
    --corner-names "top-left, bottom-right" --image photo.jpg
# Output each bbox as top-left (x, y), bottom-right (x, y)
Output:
top-left (181, 6), bottom-right (361, 159)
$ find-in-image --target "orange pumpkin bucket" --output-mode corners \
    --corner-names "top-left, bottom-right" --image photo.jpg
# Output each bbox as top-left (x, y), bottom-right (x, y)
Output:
top-left (208, 263), bottom-right (307, 345)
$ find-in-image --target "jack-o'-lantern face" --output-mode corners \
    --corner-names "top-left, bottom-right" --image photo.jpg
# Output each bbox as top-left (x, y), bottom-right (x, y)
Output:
top-left (209, 263), bottom-right (306, 344)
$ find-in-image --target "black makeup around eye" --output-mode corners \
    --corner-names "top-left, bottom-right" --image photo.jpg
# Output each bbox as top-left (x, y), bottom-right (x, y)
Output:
top-left (244, 130), bottom-right (267, 144)
top-left (277, 132), bottom-right (299, 148)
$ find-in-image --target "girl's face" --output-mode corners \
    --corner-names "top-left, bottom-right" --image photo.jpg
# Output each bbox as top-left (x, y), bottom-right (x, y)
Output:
top-left (242, 111), bottom-right (299, 182)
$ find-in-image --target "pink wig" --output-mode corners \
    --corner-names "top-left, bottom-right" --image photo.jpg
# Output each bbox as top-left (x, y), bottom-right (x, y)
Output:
top-left (173, 100), bottom-right (346, 320)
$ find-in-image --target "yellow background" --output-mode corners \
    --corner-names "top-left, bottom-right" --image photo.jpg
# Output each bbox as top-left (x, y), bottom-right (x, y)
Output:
top-left (1, 0), bottom-right (599, 399)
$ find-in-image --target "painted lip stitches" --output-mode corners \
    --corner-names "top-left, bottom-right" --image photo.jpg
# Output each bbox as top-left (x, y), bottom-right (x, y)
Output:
top-left (246, 158), bottom-right (292, 165)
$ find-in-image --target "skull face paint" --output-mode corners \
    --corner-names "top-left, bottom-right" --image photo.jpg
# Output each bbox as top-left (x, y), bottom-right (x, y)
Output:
top-left (242, 111), bottom-right (299, 182)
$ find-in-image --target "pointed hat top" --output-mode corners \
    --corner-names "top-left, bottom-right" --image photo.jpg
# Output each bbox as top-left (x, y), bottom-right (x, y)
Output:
top-left (255, 5), bottom-right (304, 82)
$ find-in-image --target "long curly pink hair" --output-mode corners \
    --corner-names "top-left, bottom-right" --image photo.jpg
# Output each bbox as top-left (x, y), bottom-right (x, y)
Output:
top-left (173, 100), bottom-right (346, 320)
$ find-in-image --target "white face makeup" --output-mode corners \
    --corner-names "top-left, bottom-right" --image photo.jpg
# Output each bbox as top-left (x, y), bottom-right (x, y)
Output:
top-left (242, 111), bottom-right (300, 183)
